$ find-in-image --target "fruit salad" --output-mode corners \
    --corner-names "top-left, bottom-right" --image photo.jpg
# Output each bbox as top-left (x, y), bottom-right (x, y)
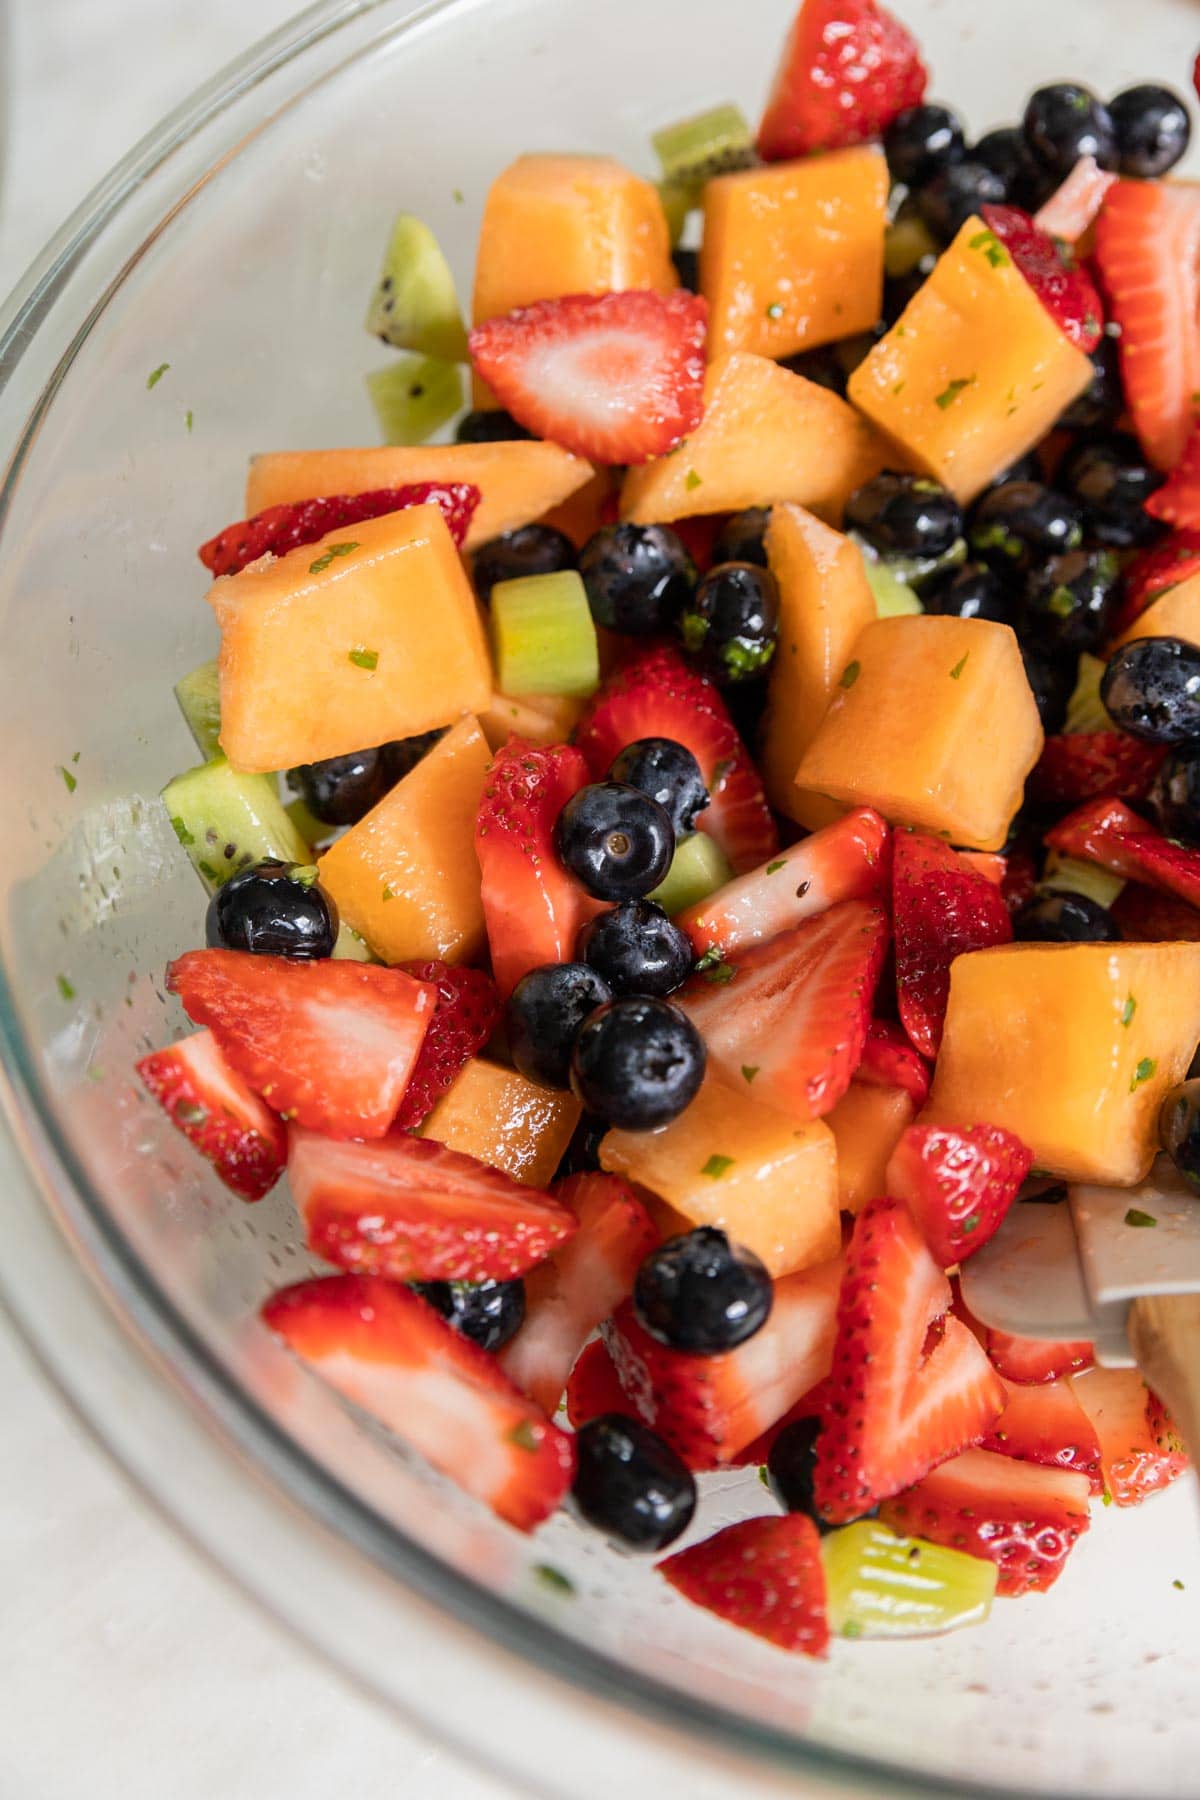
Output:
top-left (139, 0), bottom-right (1200, 1656)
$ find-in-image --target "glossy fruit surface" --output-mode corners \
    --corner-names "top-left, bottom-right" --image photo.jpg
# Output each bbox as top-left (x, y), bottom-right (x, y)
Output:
top-left (633, 1226), bottom-right (773, 1354)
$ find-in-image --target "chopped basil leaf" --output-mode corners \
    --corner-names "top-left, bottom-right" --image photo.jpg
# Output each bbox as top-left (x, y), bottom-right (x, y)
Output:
top-left (146, 362), bottom-right (170, 389)
top-left (348, 646), bottom-right (379, 671)
top-left (1129, 1056), bottom-right (1157, 1092)
top-left (1174, 1578), bottom-right (1185, 1591)
top-left (174, 1100), bottom-right (209, 1127)
top-left (184, 409), bottom-right (194, 433)
top-left (310, 540), bottom-right (360, 575)
top-left (1101, 1488), bottom-right (1113, 1506)
top-left (758, 1465), bottom-right (770, 1489)
top-left (57, 765), bottom-right (77, 793)
top-left (949, 652), bottom-right (969, 680)
top-left (507, 1419), bottom-right (540, 1451)
top-left (381, 885), bottom-right (395, 902)
top-left (1121, 995), bottom-right (1136, 1027)
top-left (968, 228), bottom-right (1009, 269)
top-left (702, 1153), bottom-right (735, 1178)
top-left (839, 659), bottom-right (861, 689)
top-left (766, 860), bottom-right (786, 874)
top-left (685, 468), bottom-right (703, 491)
top-left (935, 375), bottom-right (975, 410)
top-left (533, 1562), bottom-right (574, 1594)
top-left (1124, 1207), bottom-right (1157, 1228)
top-left (56, 974), bottom-right (75, 1001)
top-left (741, 1065), bottom-right (759, 1083)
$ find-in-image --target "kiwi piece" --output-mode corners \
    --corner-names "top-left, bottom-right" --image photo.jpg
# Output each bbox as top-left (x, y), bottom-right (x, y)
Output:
top-left (649, 832), bottom-right (734, 916)
top-left (332, 922), bottom-right (378, 962)
top-left (174, 660), bottom-right (222, 760)
top-left (489, 571), bottom-right (600, 699)
top-left (1039, 852), bottom-right (1125, 912)
top-left (1063, 651), bottom-right (1110, 734)
top-left (365, 213), bottom-right (468, 361)
top-left (863, 558), bottom-right (923, 619)
top-left (366, 354), bottom-right (463, 446)
top-left (652, 103), bottom-right (756, 185)
top-left (658, 178), bottom-right (703, 248)
top-left (162, 755), bottom-right (311, 892)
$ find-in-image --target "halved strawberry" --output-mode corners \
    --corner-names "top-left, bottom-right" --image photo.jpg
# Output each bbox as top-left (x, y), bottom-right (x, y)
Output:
top-left (263, 1274), bottom-right (574, 1531)
top-left (980, 204), bottom-right (1103, 353)
top-left (1000, 843), bottom-right (1039, 916)
top-left (136, 1027), bottom-right (286, 1201)
top-left (880, 1448), bottom-right (1091, 1596)
top-left (166, 951), bottom-right (435, 1138)
top-left (573, 644), bottom-right (778, 873)
top-left (814, 1199), bottom-right (1006, 1524)
top-left (678, 806), bottom-right (890, 957)
top-left (602, 1256), bottom-right (842, 1468)
top-left (1033, 155), bottom-right (1117, 245)
top-left (392, 961), bottom-right (501, 1131)
top-left (500, 1173), bottom-right (658, 1415)
top-left (984, 1327), bottom-right (1094, 1386)
top-left (675, 899), bottom-right (888, 1121)
top-left (289, 1126), bottom-right (577, 1283)
top-left (1094, 179), bottom-right (1200, 470)
top-left (855, 1019), bottom-right (931, 1109)
top-left (1111, 881), bottom-right (1200, 942)
top-left (468, 290), bottom-right (708, 467)
top-left (1146, 418), bottom-right (1200, 527)
top-left (475, 738), bottom-right (601, 998)
top-left (982, 1377), bottom-right (1103, 1493)
top-left (892, 830), bottom-right (1013, 1060)
top-left (1027, 732), bottom-right (1165, 807)
top-left (659, 1515), bottom-right (828, 1658)
top-left (1045, 796), bottom-right (1200, 909)
top-left (197, 483), bottom-right (480, 577)
top-left (757, 0), bottom-right (926, 161)
top-left (730, 1376), bottom-right (834, 1470)
top-left (565, 1337), bottom-right (636, 1429)
top-left (885, 1122), bottom-right (1033, 1269)
top-left (1070, 1366), bottom-right (1189, 1504)
top-left (1114, 529), bottom-right (1200, 636)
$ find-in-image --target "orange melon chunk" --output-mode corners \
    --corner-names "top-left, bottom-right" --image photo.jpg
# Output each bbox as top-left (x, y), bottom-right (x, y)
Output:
top-left (848, 216), bottom-right (1093, 503)
top-left (1112, 572), bottom-right (1200, 650)
top-left (827, 1083), bottom-right (916, 1216)
top-left (619, 352), bottom-right (889, 528)
top-left (211, 506), bottom-right (492, 775)
top-left (701, 147), bottom-right (887, 361)
top-left (317, 717), bottom-right (491, 965)
top-left (419, 1057), bottom-right (581, 1187)
top-left (793, 615), bottom-right (1044, 851)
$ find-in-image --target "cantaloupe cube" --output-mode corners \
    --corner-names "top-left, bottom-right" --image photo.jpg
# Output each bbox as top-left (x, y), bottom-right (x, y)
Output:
top-left (701, 147), bottom-right (887, 361)
top-left (477, 691), bottom-right (586, 752)
top-left (538, 469), bottom-right (616, 549)
top-left (211, 506), bottom-right (492, 774)
top-left (599, 1078), bottom-right (841, 1277)
top-left (1112, 572), bottom-right (1200, 650)
top-left (848, 216), bottom-right (1094, 503)
top-left (317, 717), bottom-right (491, 964)
top-left (926, 941), bottom-right (1200, 1185)
top-left (620, 353), bottom-right (888, 528)
top-left (419, 1057), bottom-right (581, 1187)
top-left (827, 1083), bottom-right (916, 1215)
top-left (244, 441), bottom-right (595, 552)
top-left (793, 615), bottom-right (1043, 851)
top-left (761, 502), bottom-right (876, 828)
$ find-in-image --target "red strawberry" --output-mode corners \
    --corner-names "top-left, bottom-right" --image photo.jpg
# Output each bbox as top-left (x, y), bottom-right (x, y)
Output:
top-left (980, 204), bottom-right (1102, 353)
top-left (467, 290), bottom-right (708, 467)
top-left (1094, 179), bottom-right (1200, 470)
top-left (757, 0), bottom-right (926, 161)
top-left (729, 1377), bottom-right (834, 1470)
top-left (1000, 843), bottom-right (1039, 916)
top-left (880, 1447), bottom-right (1091, 1596)
top-left (679, 806), bottom-right (890, 957)
top-left (565, 1337), bottom-right (636, 1430)
top-left (659, 1515), bottom-right (828, 1658)
top-left (1027, 731), bottom-right (1165, 807)
top-left (984, 1328), bottom-right (1094, 1386)
top-left (574, 643), bottom-right (778, 873)
top-left (1115, 529), bottom-right (1200, 636)
top-left (1122, 831), bottom-right (1200, 908)
top-left (892, 830), bottom-right (1013, 1060)
top-left (1111, 881), bottom-right (1200, 942)
top-left (198, 483), bottom-right (480, 577)
top-left (676, 899), bottom-right (888, 1121)
top-left (885, 1122), bottom-right (1033, 1269)
top-left (813, 1199), bottom-right (1006, 1523)
top-left (166, 951), bottom-right (435, 1138)
top-left (1046, 797), bottom-right (1200, 909)
top-left (263, 1274), bottom-right (574, 1530)
top-left (136, 1027), bottom-right (286, 1201)
top-left (1034, 155), bottom-right (1117, 246)
top-left (982, 1377), bottom-right (1103, 1493)
top-left (602, 1256), bottom-right (842, 1467)
top-left (855, 1018), bottom-right (931, 1109)
top-left (1146, 418), bottom-right (1200, 527)
top-left (500, 1173), bottom-right (658, 1415)
top-left (475, 738), bottom-right (601, 998)
top-left (289, 1126), bottom-right (577, 1283)
top-left (1070, 1366), bottom-right (1189, 1504)
top-left (392, 961), bottom-right (501, 1131)
top-left (670, 514), bottom-right (728, 575)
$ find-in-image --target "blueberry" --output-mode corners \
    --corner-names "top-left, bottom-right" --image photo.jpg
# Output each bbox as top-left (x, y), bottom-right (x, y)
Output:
top-left (972, 125), bottom-right (1032, 193)
top-left (633, 1227), bottom-right (772, 1353)
top-left (556, 782), bottom-right (675, 901)
top-left (455, 408), bottom-right (533, 444)
top-left (412, 1278), bottom-right (525, 1351)
top-left (1149, 749), bottom-right (1200, 845)
top-left (578, 523), bottom-right (697, 635)
top-left (472, 524), bottom-right (578, 605)
top-left (572, 1415), bottom-right (696, 1551)
top-left (578, 900), bottom-right (693, 999)
top-left (884, 103), bottom-right (966, 188)
top-left (382, 728), bottom-right (447, 784)
top-left (555, 1111), bottom-right (609, 1178)
top-left (677, 562), bottom-right (780, 685)
top-left (766, 1417), bottom-right (839, 1532)
top-left (845, 471), bottom-right (963, 559)
top-left (205, 860), bottom-right (338, 959)
top-left (671, 246), bottom-right (700, 292)
top-left (1021, 549), bottom-right (1121, 657)
top-left (1022, 648), bottom-right (1073, 734)
top-left (1055, 431), bottom-right (1165, 550)
top-left (1101, 637), bottom-right (1200, 746)
top-left (1057, 335), bottom-right (1123, 435)
top-left (925, 561), bottom-right (1017, 625)
top-left (968, 481), bottom-right (1085, 574)
top-left (1023, 83), bottom-right (1119, 180)
top-left (987, 451), bottom-right (1044, 490)
top-left (780, 344), bottom-right (850, 396)
top-left (607, 738), bottom-right (709, 836)
top-left (1159, 1079), bottom-right (1200, 1191)
top-left (712, 507), bottom-right (772, 569)
top-left (506, 962), bottom-right (613, 1089)
top-left (916, 160), bottom-right (1007, 243)
top-left (291, 746), bottom-right (391, 827)
top-left (571, 997), bottom-right (705, 1129)
top-left (1110, 84), bottom-right (1192, 179)
top-left (1014, 892), bottom-right (1120, 942)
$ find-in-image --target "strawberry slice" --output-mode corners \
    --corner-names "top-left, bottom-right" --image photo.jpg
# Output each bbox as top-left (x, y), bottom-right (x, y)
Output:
top-left (892, 830), bottom-right (1013, 1061)
top-left (136, 1027), bottom-right (286, 1201)
top-left (880, 1448), bottom-right (1091, 1596)
top-left (197, 483), bottom-right (480, 577)
top-left (468, 290), bottom-right (707, 467)
top-left (757, 0), bottom-right (926, 161)
top-left (1111, 881), bottom-right (1200, 942)
top-left (980, 204), bottom-right (1103, 355)
top-left (660, 1515), bottom-right (828, 1658)
top-left (565, 1337), bottom-right (636, 1430)
top-left (500, 1172), bottom-right (658, 1415)
top-left (1115, 529), bottom-right (1200, 636)
top-left (1000, 843), bottom-right (1039, 916)
top-left (1027, 731), bottom-right (1166, 807)
top-left (678, 806), bottom-right (890, 957)
top-left (602, 1256), bottom-right (842, 1468)
top-left (855, 1019), bottom-right (931, 1109)
top-left (885, 1122), bottom-right (1033, 1269)
top-left (573, 643), bottom-right (778, 874)
top-left (1033, 155), bottom-right (1117, 246)
top-left (262, 1274), bottom-right (574, 1531)
top-left (1094, 179), bottom-right (1200, 470)
top-left (1046, 796), bottom-right (1200, 909)
top-left (729, 1377), bottom-right (834, 1470)
top-left (1070, 1367), bottom-right (1189, 1504)
top-left (392, 961), bottom-right (501, 1131)
top-left (289, 1126), bottom-right (577, 1283)
top-left (166, 950), bottom-right (435, 1139)
top-left (1146, 418), bottom-right (1200, 528)
top-left (475, 738), bottom-right (601, 998)
top-left (985, 1327), bottom-right (1094, 1386)
top-left (675, 899), bottom-right (888, 1121)
top-left (982, 1377), bottom-right (1103, 1493)
top-left (814, 1199), bottom-right (1006, 1523)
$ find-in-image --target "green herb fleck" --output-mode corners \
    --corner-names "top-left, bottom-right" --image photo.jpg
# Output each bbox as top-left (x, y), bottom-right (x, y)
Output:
top-left (290, 864), bottom-right (319, 888)
top-left (935, 376), bottom-right (975, 410)
top-left (741, 1064), bottom-right (760, 1084)
top-left (758, 1464), bottom-right (770, 1489)
top-left (968, 228), bottom-right (1009, 269)
top-left (1125, 1207), bottom-right (1158, 1228)
top-left (1130, 1057), bottom-right (1157, 1092)
top-left (184, 409), bottom-right (194, 433)
top-left (1083, 313), bottom-right (1100, 338)
top-left (1046, 585), bottom-right (1076, 619)
top-left (894, 324), bottom-right (908, 338)
top-left (702, 1153), bottom-right (735, 1179)
top-left (71, 750), bottom-right (80, 764)
top-left (452, 188), bottom-right (465, 205)
top-left (766, 860), bottom-right (786, 874)
top-left (381, 885), bottom-right (395, 903)
top-left (146, 362), bottom-right (170, 389)
top-left (1121, 995), bottom-right (1136, 1027)
top-left (695, 945), bottom-right (736, 985)
top-left (839, 659), bottom-right (861, 689)
top-left (507, 1419), bottom-right (540, 1452)
top-left (169, 815), bottom-right (195, 847)
top-left (766, 301), bottom-right (784, 320)
top-left (949, 652), bottom-right (969, 681)
top-left (685, 468), bottom-right (703, 492)
top-left (842, 1619), bottom-right (863, 1639)
top-left (1102, 1488), bottom-right (1113, 1506)
top-left (962, 1212), bottom-right (981, 1234)
top-left (892, 380), bottom-right (906, 396)
top-left (348, 646), bottom-right (379, 671)
top-left (533, 1562), bottom-right (574, 1594)
top-left (310, 540), bottom-right (360, 575)
top-left (174, 1100), bottom-right (209, 1127)
top-left (56, 974), bottom-right (75, 1002)
top-left (1174, 1578), bottom-right (1185, 1591)
top-left (57, 765), bottom-right (77, 794)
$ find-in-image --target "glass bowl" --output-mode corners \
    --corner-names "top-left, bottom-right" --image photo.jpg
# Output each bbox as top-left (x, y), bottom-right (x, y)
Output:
top-left (2, 2), bottom-right (1199, 1795)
